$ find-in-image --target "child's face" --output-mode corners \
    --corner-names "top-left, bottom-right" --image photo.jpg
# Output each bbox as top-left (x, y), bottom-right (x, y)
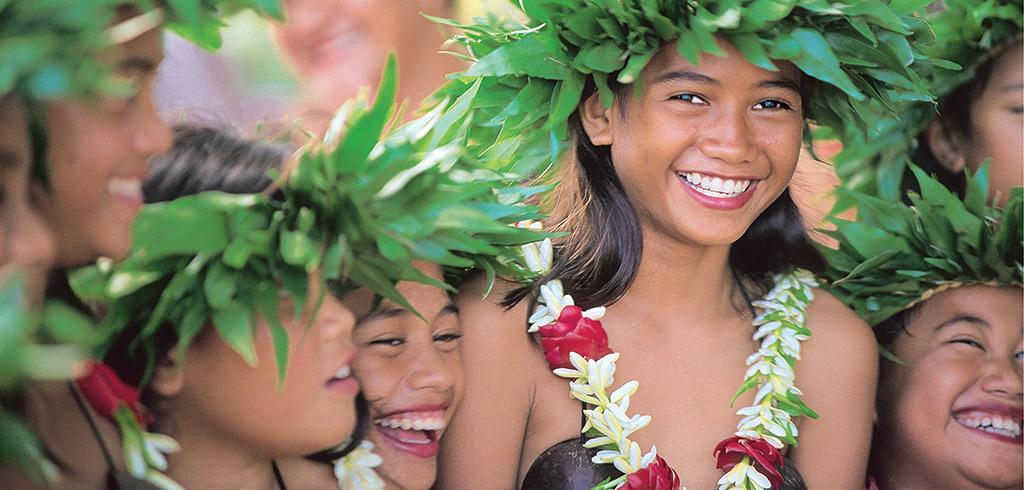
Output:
top-left (167, 275), bottom-right (360, 457)
top-left (877, 285), bottom-right (1022, 489)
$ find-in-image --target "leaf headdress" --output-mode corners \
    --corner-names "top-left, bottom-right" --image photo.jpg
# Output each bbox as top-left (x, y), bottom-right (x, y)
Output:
top-left (430, 0), bottom-right (940, 175)
top-left (833, 0), bottom-right (1023, 199)
top-left (71, 57), bottom-right (547, 385)
top-left (821, 165), bottom-right (1022, 327)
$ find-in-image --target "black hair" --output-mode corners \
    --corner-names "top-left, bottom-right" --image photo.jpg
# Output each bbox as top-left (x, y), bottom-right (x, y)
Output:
top-left (505, 74), bottom-right (825, 312)
top-left (143, 125), bottom-right (291, 203)
top-left (872, 303), bottom-right (923, 350)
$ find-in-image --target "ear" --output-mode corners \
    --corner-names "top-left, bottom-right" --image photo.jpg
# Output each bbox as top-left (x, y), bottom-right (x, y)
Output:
top-left (924, 118), bottom-right (967, 173)
top-left (148, 347), bottom-right (185, 398)
top-left (580, 92), bottom-right (614, 146)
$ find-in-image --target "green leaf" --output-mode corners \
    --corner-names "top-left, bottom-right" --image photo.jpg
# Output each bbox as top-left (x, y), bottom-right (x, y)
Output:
top-left (575, 44), bottom-right (624, 73)
top-left (782, 28), bottom-right (864, 100)
top-left (255, 281), bottom-right (289, 387)
top-left (212, 303), bottom-right (257, 366)
top-left (548, 71), bottom-right (585, 129)
top-left (202, 261), bottom-right (236, 309)
top-left (334, 54), bottom-right (397, 173)
top-left (461, 37), bottom-right (569, 80)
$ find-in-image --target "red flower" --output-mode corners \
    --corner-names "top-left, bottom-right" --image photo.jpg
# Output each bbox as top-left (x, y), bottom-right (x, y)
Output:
top-left (76, 361), bottom-right (149, 425)
top-left (620, 455), bottom-right (681, 490)
top-left (538, 305), bottom-right (612, 370)
top-left (714, 436), bottom-right (784, 489)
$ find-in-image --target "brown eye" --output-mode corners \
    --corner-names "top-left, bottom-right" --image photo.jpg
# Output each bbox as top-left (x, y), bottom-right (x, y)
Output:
top-left (949, 338), bottom-right (986, 351)
top-left (753, 99), bottom-right (793, 111)
top-left (670, 93), bottom-right (708, 105)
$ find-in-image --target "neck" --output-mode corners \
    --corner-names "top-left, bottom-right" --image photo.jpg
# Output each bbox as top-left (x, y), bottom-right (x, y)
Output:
top-left (164, 421), bottom-right (278, 490)
top-left (610, 225), bottom-right (739, 328)
top-left (395, 48), bottom-right (463, 117)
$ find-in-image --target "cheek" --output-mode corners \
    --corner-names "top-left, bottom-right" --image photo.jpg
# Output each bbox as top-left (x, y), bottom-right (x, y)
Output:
top-left (968, 109), bottom-right (1024, 184)
top-left (352, 354), bottom-right (401, 403)
top-left (887, 355), bottom-right (977, 433)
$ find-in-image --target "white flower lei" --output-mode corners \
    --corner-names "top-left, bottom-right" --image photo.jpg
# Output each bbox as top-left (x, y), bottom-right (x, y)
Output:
top-left (333, 440), bottom-right (384, 490)
top-left (519, 222), bottom-right (817, 490)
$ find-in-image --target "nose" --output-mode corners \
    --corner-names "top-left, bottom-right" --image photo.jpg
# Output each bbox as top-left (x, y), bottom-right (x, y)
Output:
top-left (281, 0), bottom-right (330, 41)
top-left (317, 294), bottom-right (357, 348)
top-left (696, 105), bottom-right (756, 165)
top-left (406, 344), bottom-right (455, 393)
top-left (980, 356), bottom-right (1024, 399)
top-left (130, 94), bottom-right (172, 160)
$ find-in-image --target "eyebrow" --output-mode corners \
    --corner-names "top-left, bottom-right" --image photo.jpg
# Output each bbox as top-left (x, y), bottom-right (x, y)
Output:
top-left (356, 302), bottom-right (460, 327)
top-left (652, 70), bottom-right (801, 95)
top-left (652, 70), bottom-right (718, 86)
top-left (934, 314), bottom-right (990, 332)
top-left (998, 83), bottom-right (1024, 93)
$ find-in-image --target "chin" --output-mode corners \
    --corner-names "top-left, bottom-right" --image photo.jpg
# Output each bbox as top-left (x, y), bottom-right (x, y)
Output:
top-left (960, 459), bottom-right (1024, 489)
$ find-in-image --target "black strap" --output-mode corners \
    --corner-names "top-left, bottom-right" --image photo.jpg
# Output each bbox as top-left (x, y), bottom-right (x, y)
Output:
top-left (271, 459), bottom-right (287, 490)
top-left (68, 381), bottom-right (117, 472)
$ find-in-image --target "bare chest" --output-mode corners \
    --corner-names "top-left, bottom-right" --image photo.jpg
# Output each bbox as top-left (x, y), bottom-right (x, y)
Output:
top-left (521, 322), bottom-right (769, 488)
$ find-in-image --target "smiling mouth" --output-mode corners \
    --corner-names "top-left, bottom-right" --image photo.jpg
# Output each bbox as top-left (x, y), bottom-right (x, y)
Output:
top-left (106, 177), bottom-right (143, 206)
top-left (372, 410), bottom-right (447, 456)
top-left (954, 410), bottom-right (1023, 441)
top-left (677, 171), bottom-right (753, 199)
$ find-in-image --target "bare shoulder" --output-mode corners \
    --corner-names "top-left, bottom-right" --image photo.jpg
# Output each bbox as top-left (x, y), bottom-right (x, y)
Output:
top-left (803, 287), bottom-right (876, 361)
top-left (456, 272), bottom-right (537, 356)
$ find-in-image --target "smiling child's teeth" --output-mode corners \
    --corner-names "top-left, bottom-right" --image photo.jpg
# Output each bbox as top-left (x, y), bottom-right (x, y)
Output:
top-left (373, 416), bottom-right (448, 432)
top-left (680, 171), bottom-right (751, 197)
top-left (334, 365), bottom-right (350, 379)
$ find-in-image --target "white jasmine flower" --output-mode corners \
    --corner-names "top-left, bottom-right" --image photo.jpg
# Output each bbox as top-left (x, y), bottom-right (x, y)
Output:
top-left (334, 441), bottom-right (384, 490)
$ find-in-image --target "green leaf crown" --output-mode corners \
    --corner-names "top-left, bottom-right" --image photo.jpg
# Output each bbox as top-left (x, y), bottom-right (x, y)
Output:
top-left (0, 0), bottom-right (124, 99)
top-left (821, 165), bottom-right (1022, 326)
top-left (132, 0), bottom-right (284, 50)
top-left (429, 0), bottom-right (939, 175)
top-left (70, 57), bottom-right (547, 385)
top-left (0, 1), bottom-right (283, 100)
top-left (832, 0), bottom-right (1022, 199)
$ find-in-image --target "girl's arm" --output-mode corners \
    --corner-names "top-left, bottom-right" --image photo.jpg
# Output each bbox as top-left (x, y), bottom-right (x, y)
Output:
top-left (437, 276), bottom-right (536, 489)
top-left (790, 290), bottom-right (878, 489)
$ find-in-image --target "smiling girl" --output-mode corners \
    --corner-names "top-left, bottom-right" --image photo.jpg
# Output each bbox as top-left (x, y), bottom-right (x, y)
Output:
top-left (435, 3), bottom-right (937, 489)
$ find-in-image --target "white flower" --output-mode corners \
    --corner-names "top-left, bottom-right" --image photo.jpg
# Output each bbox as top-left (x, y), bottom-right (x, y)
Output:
top-left (334, 441), bottom-right (384, 490)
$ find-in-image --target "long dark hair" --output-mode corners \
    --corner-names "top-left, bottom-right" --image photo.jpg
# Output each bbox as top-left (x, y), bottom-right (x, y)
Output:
top-left (505, 78), bottom-right (825, 311)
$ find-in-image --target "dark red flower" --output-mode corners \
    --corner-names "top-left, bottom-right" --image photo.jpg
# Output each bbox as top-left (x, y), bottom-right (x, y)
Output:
top-left (538, 305), bottom-right (612, 370)
top-left (620, 455), bottom-right (681, 490)
top-left (76, 361), bottom-right (149, 425)
top-left (714, 436), bottom-right (784, 489)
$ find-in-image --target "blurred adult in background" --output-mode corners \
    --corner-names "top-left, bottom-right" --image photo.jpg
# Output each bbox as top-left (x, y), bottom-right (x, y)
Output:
top-left (270, 0), bottom-right (464, 133)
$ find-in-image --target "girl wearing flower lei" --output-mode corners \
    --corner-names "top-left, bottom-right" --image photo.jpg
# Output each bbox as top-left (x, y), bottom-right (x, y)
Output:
top-left (435, 2), bottom-right (939, 489)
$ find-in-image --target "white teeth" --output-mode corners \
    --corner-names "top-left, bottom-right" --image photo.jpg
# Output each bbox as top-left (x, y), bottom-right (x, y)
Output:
top-left (373, 416), bottom-right (447, 432)
top-left (679, 171), bottom-right (751, 198)
top-left (333, 365), bottom-right (350, 379)
top-left (955, 411), bottom-right (1022, 438)
top-left (106, 177), bottom-right (142, 200)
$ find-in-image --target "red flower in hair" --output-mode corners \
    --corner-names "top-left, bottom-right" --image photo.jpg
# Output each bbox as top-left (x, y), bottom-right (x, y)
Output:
top-left (714, 436), bottom-right (784, 489)
top-left (620, 455), bottom-right (681, 490)
top-left (538, 305), bottom-right (612, 370)
top-left (76, 361), bottom-right (150, 425)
